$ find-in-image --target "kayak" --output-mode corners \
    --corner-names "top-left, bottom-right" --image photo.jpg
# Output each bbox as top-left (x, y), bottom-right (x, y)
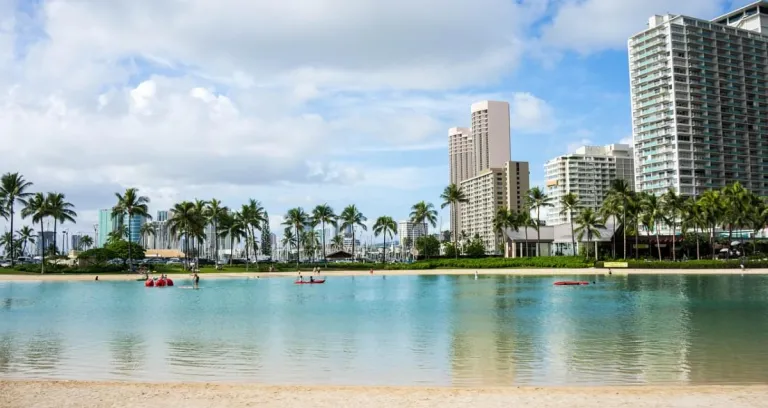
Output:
top-left (294, 279), bottom-right (326, 284)
top-left (554, 281), bottom-right (589, 286)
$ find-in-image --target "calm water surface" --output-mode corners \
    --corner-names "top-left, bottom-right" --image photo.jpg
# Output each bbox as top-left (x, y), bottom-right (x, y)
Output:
top-left (1, 274), bottom-right (768, 386)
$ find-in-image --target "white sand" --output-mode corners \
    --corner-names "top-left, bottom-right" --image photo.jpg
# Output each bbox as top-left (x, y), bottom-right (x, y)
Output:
top-left (1, 381), bottom-right (766, 408)
top-left (0, 268), bottom-right (766, 282)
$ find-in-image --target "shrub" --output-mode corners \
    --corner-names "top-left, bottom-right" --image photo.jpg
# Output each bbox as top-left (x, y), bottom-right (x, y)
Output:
top-left (595, 260), bottom-right (768, 269)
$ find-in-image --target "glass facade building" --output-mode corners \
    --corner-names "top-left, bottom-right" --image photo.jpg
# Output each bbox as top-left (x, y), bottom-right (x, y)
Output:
top-left (629, 2), bottom-right (768, 196)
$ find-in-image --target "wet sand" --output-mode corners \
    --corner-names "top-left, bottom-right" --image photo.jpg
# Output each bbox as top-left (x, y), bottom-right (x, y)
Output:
top-left (0, 268), bottom-right (766, 281)
top-left (1, 381), bottom-right (766, 408)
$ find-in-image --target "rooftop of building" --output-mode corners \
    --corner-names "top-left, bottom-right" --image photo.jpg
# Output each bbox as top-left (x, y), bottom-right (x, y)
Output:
top-left (711, 1), bottom-right (768, 24)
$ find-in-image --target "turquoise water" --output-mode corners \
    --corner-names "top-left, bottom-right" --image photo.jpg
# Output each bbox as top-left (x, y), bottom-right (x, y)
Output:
top-left (1, 274), bottom-right (768, 386)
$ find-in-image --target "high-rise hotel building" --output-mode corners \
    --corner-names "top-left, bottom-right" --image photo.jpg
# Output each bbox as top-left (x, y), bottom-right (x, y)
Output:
top-left (448, 101), bottom-right (530, 252)
top-left (629, 2), bottom-right (768, 197)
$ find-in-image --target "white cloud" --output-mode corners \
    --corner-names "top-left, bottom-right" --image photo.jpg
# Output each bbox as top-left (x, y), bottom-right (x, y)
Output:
top-left (566, 138), bottom-right (593, 154)
top-left (540, 0), bottom-right (726, 52)
top-left (510, 92), bottom-right (557, 133)
top-left (619, 135), bottom-right (633, 145)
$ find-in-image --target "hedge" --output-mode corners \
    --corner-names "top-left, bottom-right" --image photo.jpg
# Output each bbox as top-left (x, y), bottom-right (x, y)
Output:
top-left (594, 260), bottom-right (768, 269)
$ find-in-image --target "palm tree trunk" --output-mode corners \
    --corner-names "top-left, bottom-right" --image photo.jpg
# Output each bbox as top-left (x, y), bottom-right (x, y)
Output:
top-left (383, 234), bottom-right (386, 264)
top-left (569, 210), bottom-right (576, 256)
top-left (710, 223), bottom-right (716, 259)
top-left (127, 214), bottom-right (133, 272)
top-left (655, 222), bottom-right (662, 261)
top-left (352, 229), bottom-right (356, 262)
top-left (524, 228), bottom-right (529, 257)
top-left (424, 222), bottom-right (429, 259)
top-left (39, 220), bottom-right (45, 274)
top-left (622, 205), bottom-right (627, 261)
top-left (672, 222), bottom-right (677, 261)
top-left (536, 209), bottom-right (541, 257)
top-left (612, 216), bottom-right (616, 259)
top-left (53, 220), bottom-right (58, 256)
top-left (695, 224), bottom-right (700, 260)
top-left (295, 225), bottom-right (300, 269)
top-left (9, 206), bottom-right (15, 267)
top-left (322, 220), bottom-right (327, 265)
top-left (645, 228), bottom-right (651, 259)
top-left (229, 235), bottom-right (234, 265)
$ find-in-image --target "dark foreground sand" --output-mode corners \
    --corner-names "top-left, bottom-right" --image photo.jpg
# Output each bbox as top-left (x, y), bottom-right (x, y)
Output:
top-left (2, 381), bottom-right (767, 408)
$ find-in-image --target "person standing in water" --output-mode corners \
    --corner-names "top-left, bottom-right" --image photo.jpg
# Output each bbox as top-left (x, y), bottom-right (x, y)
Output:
top-left (193, 273), bottom-right (200, 288)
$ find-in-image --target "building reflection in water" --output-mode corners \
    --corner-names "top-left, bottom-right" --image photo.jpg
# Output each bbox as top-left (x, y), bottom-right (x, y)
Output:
top-left (109, 332), bottom-right (146, 376)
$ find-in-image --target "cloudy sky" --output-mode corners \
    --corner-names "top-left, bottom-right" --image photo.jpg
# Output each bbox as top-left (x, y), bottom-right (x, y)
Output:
top-left (0, 0), bottom-right (753, 241)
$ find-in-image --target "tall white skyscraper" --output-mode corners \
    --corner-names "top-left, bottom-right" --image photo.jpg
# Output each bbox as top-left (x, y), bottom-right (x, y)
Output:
top-left (471, 101), bottom-right (511, 174)
top-left (545, 144), bottom-right (635, 226)
top-left (629, 3), bottom-right (768, 197)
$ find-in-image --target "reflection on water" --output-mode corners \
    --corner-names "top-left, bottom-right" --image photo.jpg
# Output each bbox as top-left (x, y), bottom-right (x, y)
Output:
top-left (1, 275), bottom-right (768, 386)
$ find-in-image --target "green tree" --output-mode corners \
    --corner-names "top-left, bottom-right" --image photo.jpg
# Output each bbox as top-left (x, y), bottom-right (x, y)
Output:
top-left (77, 247), bottom-right (117, 264)
top-left (681, 197), bottom-right (705, 260)
top-left (79, 235), bottom-right (94, 251)
top-left (414, 235), bottom-right (440, 258)
top-left (372, 216), bottom-right (397, 263)
top-left (16, 225), bottom-right (36, 256)
top-left (492, 207), bottom-right (519, 257)
top-left (281, 227), bottom-right (298, 261)
top-left (0, 173), bottom-right (34, 266)
top-left (464, 234), bottom-right (486, 258)
top-left (560, 192), bottom-right (580, 257)
top-left (217, 212), bottom-right (246, 265)
top-left (440, 184), bottom-right (468, 258)
top-left (574, 208), bottom-right (604, 260)
top-left (443, 242), bottom-right (459, 258)
top-left (641, 194), bottom-right (665, 261)
top-left (330, 234), bottom-right (344, 251)
top-left (312, 204), bottom-right (337, 263)
top-left (661, 188), bottom-right (686, 261)
top-left (112, 188), bottom-right (151, 270)
top-left (168, 201), bottom-right (206, 268)
top-left (698, 189), bottom-right (724, 259)
top-left (242, 199), bottom-right (266, 265)
top-left (0, 232), bottom-right (20, 259)
top-left (261, 211), bottom-right (272, 257)
top-left (46, 192), bottom-right (77, 255)
top-left (205, 199), bottom-right (228, 262)
top-left (20, 193), bottom-right (49, 273)
top-left (105, 240), bottom-right (146, 267)
top-left (410, 201), bottom-right (437, 259)
top-left (518, 209), bottom-right (535, 257)
top-left (607, 179), bottom-right (633, 260)
top-left (339, 205), bottom-right (367, 261)
top-left (283, 207), bottom-right (309, 268)
top-left (139, 222), bottom-right (156, 249)
top-left (526, 187), bottom-right (553, 256)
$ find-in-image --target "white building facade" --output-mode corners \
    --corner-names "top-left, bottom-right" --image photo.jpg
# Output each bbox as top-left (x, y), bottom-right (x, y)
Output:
top-left (629, 3), bottom-right (768, 197)
top-left (545, 144), bottom-right (634, 226)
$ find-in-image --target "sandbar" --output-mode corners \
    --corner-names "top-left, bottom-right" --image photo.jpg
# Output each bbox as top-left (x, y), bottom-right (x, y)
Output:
top-left (1, 381), bottom-right (766, 408)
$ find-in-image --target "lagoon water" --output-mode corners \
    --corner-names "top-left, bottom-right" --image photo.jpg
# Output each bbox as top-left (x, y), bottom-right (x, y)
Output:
top-left (1, 274), bottom-right (768, 386)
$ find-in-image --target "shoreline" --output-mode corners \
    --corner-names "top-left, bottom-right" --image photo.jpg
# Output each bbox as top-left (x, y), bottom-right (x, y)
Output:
top-left (1, 268), bottom-right (767, 281)
top-left (1, 380), bottom-right (766, 408)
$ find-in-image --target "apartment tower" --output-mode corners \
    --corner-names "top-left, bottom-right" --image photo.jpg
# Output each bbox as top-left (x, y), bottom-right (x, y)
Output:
top-left (545, 144), bottom-right (634, 226)
top-left (629, 2), bottom-right (768, 197)
top-left (471, 101), bottom-right (511, 174)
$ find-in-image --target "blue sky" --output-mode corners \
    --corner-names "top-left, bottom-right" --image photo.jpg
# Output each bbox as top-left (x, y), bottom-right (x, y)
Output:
top-left (0, 0), bottom-right (757, 242)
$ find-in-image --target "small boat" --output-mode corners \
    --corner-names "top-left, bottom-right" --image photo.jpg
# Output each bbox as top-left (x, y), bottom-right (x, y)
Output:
top-left (294, 279), bottom-right (326, 285)
top-left (554, 281), bottom-right (589, 286)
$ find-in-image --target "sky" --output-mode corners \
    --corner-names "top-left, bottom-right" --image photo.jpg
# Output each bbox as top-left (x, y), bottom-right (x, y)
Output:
top-left (0, 0), bottom-right (756, 243)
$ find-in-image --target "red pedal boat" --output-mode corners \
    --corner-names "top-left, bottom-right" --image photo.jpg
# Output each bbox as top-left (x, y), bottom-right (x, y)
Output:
top-left (554, 281), bottom-right (589, 286)
top-left (294, 279), bottom-right (326, 284)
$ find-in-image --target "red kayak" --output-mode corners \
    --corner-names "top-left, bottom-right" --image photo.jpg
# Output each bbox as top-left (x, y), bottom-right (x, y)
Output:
top-left (554, 281), bottom-right (589, 286)
top-left (294, 279), bottom-right (326, 284)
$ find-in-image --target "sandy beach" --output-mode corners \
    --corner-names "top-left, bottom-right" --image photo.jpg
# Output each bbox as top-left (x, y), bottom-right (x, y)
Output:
top-left (0, 268), bottom-right (766, 281)
top-left (1, 381), bottom-right (766, 408)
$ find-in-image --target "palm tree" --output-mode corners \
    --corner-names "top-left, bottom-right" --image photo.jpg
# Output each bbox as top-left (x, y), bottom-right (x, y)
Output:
top-left (560, 193), bottom-right (580, 257)
top-left (0, 196), bottom-right (8, 220)
top-left (79, 235), bottom-right (93, 251)
top-left (607, 179), bottom-right (633, 260)
top-left (339, 205), bottom-right (367, 261)
top-left (641, 194), bottom-right (665, 261)
top-left (492, 207), bottom-right (520, 257)
top-left (574, 208), bottom-right (605, 260)
top-left (440, 184), bottom-right (468, 257)
top-left (526, 187), bottom-right (553, 256)
top-left (312, 204), bottom-right (337, 264)
top-left (372, 216), bottom-right (397, 263)
top-left (112, 188), bottom-right (151, 270)
top-left (218, 212), bottom-right (246, 265)
top-left (0, 173), bottom-right (34, 266)
top-left (330, 234), bottom-right (344, 251)
top-left (243, 199), bottom-right (266, 264)
top-left (168, 201), bottom-right (205, 269)
top-left (16, 226), bottom-right (36, 256)
top-left (626, 192), bottom-right (644, 259)
top-left (0, 232), bottom-right (15, 257)
top-left (698, 189), bottom-right (723, 259)
top-left (283, 207), bottom-right (309, 268)
top-left (21, 193), bottom-right (48, 273)
top-left (282, 227), bottom-right (298, 261)
top-left (205, 199), bottom-right (228, 263)
top-left (45, 193), bottom-right (77, 255)
top-left (139, 223), bottom-right (156, 248)
top-left (721, 182), bottom-right (750, 254)
top-left (518, 209), bottom-right (535, 257)
top-left (301, 229), bottom-right (320, 262)
top-left (661, 188), bottom-right (686, 261)
top-left (409, 201), bottom-right (437, 258)
top-left (681, 197), bottom-right (705, 260)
